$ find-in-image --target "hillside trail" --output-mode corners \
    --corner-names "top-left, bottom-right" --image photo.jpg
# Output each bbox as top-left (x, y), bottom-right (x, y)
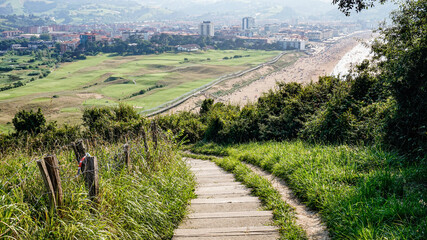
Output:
top-left (175, 155), bottom-right (330, 240)
top-left (173, 158), bottom-right (279, 239)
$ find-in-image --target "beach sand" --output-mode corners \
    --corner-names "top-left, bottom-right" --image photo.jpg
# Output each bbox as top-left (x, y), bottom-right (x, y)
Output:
top-left (166, 31), bottom-right (373, 114)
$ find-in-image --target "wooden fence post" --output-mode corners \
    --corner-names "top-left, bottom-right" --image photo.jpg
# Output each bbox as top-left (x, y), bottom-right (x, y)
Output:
top-left (141, 128), bottom-right (150, 159)
top-left (123, 144), bottom-right (131, 169)
top-left (72, 140), bottom-right (86, 163)
top-left (83, 156), bottom-right (99, 200)
top-left (37, 159), bottom-right (57, 209)
top-left (72, 140), bottom-right (86, 172)
top-left (151, 121), bottom-right (158, 151)
top-left (44, 155), bottom-right (63, 207)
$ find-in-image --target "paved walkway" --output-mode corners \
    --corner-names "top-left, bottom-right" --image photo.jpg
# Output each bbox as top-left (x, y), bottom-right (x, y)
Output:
top-left (173, 158), bottom-right (279, 240)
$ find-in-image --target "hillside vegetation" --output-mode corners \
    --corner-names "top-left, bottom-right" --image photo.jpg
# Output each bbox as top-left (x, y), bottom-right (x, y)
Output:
top-left (0, 104), bottom-right (195, 239)
top-left (191, 141), bottom-right (426, 239)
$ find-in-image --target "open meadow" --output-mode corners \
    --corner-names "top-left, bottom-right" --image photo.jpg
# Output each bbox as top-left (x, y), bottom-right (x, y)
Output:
top-left (0, 50), bottom-right (281, 133)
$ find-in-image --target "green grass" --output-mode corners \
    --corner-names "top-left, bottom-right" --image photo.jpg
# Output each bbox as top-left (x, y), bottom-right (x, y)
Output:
top-left (0, 50), bottom-right (281, 120)
top-left (182, 152), bottom-right (307, 239)
top-left (60, 107), bottom-right (80, 113)
top-left (0, 55), bottom-right (110, 100)
top-left (127, 78), bottom-right (214, 110)
top-left (0, 123), bottom-right (13, 134)
top-left (83, 98), bottom-right (117, 107)
top-left (30, 97), bottom-right (51, 103)
top-left (191, 141), bottom-right (427, 239)
top-left (0, 138), bottom-right (196, 239)
top-left (99, 73), bottom-right (170, 99)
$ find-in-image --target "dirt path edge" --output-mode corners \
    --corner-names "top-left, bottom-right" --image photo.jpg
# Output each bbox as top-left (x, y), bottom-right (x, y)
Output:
top-left (244, 162), bottom-right (330, 240)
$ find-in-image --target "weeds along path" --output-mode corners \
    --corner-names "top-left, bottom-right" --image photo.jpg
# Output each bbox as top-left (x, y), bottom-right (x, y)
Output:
top-left (173, 158), bottom-right (279, 239)
top-left (245, 163), bottom-right (330, 240)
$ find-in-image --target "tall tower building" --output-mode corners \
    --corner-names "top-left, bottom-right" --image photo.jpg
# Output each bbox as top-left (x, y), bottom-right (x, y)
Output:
top-left (199, 21), bottom-right (214, 37)
top-left (242, 17), bottom-right (255, 30)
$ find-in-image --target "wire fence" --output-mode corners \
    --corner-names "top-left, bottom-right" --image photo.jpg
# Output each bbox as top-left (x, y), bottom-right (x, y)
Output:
top-left (1, 123), bottom-right (167, 213)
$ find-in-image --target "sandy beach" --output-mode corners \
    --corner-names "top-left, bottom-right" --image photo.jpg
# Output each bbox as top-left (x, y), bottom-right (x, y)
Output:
top-left (167, 31), bottom-right (373, 113)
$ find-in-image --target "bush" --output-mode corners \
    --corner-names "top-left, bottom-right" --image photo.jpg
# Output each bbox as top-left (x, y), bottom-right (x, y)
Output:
top-left (27, 71), bottom-right (40, 76)
top-left (12, 108), bottom-right (46, 134)
top-left (82, 103), bottom-right (145, 141)
top-left (157, 112), bottom-right (206, 143)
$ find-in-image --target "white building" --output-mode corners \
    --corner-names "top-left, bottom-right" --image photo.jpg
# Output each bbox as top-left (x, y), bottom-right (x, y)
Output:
top-left (199, 21), bottom-right (214, 37)
top-left (306, 31), bottom-right (323, 41)
top-left (176, 44), bottom-right (200, 52)
top-left (279, 39), bottom-right (306, 50)
top-left (242, 17), bottom-right (255, 30)
top-left (122, 31), bottom-right (150, 41)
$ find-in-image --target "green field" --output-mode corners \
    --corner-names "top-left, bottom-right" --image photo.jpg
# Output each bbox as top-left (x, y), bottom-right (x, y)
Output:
top-left (0, 50), bottom-right (282, 132)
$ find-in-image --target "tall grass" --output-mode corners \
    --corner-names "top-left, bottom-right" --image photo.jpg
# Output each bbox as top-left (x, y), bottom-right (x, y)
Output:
top-left (1, 137), bottom-right (195, 239)
top-left (191, 141), bottom-right (427, 239)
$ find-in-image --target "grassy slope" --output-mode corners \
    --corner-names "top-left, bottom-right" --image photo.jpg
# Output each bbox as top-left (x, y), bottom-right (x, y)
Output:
top-left (0, 55), bottom-right (110, 100)
top-left (0, 140), bottom-right (196, 239)
top-left (191, 141), bottom-right (427, 239)
top-left (0, 50), bottom-right (281, 133)
top-left (0, 50), bottom-right (279, 101)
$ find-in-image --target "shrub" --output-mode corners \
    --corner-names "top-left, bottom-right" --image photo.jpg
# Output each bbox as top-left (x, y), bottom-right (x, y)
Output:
top-left (157, 112), bottom-right (206, 143)
top-left (12, 108), bottom-right (46, 134)
top-left (82, 103), bottom-right (145, 141)
top-left (27, 71), bottom-right (40, 76)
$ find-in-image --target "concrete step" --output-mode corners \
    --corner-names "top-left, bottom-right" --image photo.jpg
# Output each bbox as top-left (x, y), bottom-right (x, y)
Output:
top-left (173, 226), bottom-right (279, 239)
top-left (197, 181), bottom-right (242, 187)
top-left (188, 211), bottom-right (273, 219)
top-left (180, 216), bottom-right (273, 228)
top-left (191, 196), bottom-right (260, 204)
top-left (190, 202), bottom-right (262, 213)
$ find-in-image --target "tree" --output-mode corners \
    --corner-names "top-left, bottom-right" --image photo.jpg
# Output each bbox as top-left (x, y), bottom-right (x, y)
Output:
top-left (12, 108), bottom-right (46, 134)
top-left (371, 0), bottom-right (427, 157)
top-left (39, 33), bottom-right (51, 41)
top-left (333, 0), bottom-right (387, 15)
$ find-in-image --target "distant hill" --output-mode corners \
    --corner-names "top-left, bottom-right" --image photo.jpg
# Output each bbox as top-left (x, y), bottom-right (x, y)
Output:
top-left (0, 0), bottom-right (397, 24)
top-left (0, 0), bottom-right (173, 24)
top-left (0, 15), bottom-right (55, 31)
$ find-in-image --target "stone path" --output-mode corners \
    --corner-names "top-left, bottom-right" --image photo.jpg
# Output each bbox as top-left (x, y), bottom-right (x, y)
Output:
top-left (173, 158), bottom-right (279, 240)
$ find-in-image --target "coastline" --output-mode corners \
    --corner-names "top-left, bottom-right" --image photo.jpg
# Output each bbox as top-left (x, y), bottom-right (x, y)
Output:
top-left (167, 31), bottom-right (373, 113)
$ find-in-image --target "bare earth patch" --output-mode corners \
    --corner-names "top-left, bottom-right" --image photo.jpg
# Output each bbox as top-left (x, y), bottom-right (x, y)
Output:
top-left (76, 93), bottom-right (104, 99)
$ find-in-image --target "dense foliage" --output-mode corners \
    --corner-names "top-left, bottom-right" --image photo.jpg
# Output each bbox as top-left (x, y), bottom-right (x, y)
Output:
top-left (159, 71), bottom-right (394, 145)
top-left (82, 34), bottom-right (283, 56)
top-left (0, 104), bottom-right (149, 154)
top-left (372, 0), bottom-right (427, 158)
